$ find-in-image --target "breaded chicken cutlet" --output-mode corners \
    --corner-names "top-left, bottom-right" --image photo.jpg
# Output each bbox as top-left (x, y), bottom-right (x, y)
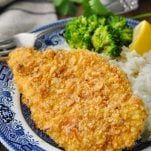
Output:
top-left (8, 48), bottom-right (147, 151)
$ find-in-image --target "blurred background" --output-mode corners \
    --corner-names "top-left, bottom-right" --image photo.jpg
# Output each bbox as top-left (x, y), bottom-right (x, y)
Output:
top-left (0, 0), bottom-right (151, 150)
top-left (0, 0), bottom-right (150, 41)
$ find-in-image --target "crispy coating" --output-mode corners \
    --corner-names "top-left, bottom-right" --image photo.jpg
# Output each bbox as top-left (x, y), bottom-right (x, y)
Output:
top-left (8, 48), bottom-right (147, 151)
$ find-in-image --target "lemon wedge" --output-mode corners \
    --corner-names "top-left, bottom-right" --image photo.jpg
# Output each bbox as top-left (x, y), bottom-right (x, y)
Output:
top-left (129, 20), bottom-right (151, 55)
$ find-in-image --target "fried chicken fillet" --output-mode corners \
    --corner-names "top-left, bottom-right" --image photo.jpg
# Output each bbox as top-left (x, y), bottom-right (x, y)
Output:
top-left (8, 48), bottom-right (147, 151)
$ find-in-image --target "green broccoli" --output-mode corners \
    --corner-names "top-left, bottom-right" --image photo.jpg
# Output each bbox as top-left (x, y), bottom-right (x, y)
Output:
top-left (65, 16), bottom-right (92, 49)
top-left (88, 15), bottom-right (106, 25)
top-left (104, 44), bottom-right (121, 57)
top-left (65, 15), bottom-right (133, 58)
top-left (108, 15), bottom-right (127, 29)
top-left (119, 27), bottom-right (133, 46)
top-left (92, 25), bottom-right (121, 57)
top-left (86, 15), bottom-right (100, 32)
top-left (65, 15), bottom-right (106, 50)
top-left (108, 15), bottom-right (133, 46)
top-left (107, 26), bottom-right (122, 46)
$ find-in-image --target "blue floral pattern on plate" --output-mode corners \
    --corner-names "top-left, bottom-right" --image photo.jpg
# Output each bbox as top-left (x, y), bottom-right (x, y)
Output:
top-left (1, 18), bottom-right (150, 151)
top-left (0, 63), bottom-right (45, 151)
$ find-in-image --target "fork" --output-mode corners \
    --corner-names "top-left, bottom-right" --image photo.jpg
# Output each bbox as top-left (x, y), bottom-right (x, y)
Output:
top-left (101, 0), bottom-right (139, 14)
top-left (0, 21), bottom-right (68, 57)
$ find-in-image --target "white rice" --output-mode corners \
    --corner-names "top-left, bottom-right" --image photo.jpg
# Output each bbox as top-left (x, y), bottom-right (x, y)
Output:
top-left (110, 47), bottom-right (151, 138)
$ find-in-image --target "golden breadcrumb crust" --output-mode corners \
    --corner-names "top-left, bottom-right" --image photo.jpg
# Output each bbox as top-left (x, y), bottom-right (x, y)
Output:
top-left (8, 48), bottom-right (147, 151)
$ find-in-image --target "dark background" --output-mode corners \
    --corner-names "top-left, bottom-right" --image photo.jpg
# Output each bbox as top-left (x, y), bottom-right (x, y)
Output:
top-left (124, 0), bottom-right (151, 22)
top-left (0, 0), bottom-right (151, 150)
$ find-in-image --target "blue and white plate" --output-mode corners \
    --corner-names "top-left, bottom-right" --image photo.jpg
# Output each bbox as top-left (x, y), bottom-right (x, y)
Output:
top-left (0, 18), bottom-right (150, 151)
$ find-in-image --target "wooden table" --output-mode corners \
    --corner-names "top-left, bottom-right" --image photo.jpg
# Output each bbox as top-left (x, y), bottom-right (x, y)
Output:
top-left (0, 0), bottom-right (151, 151)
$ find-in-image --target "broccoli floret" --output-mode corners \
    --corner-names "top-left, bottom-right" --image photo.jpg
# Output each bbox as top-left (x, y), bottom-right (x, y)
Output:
top-left (119, 27), bottom-right (133, 46)
top-left (91, 26), bottom-right (112, 52)
top-left (87, 15), bottom-right (106, 31)
top-left (65, 16), bottom-right (92, 49)
top-left (92, 25), bottom-right (121, 57)
top-left (108, 15), bottom-right (133, 47)
top-left (65, 15), bottom-right (106, 50)
top-left (107, 26), bottom-right (122, 46)
top-left (104, 44), bottom-right (121, 57)
top-left (98, 17), bottom-right (106, 25)
top-left (108, 15), bottom-right (127, 29)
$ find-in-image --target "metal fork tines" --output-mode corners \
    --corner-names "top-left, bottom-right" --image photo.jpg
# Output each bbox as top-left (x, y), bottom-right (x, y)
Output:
top-left (0, 18), bottom-right (71, 57)
top-left (0, 38), bottom-right (16, 54)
